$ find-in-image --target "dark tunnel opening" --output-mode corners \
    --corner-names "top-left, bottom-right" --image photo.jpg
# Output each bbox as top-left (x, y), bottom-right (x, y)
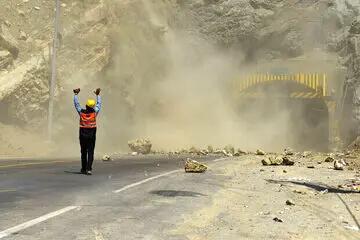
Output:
top-left (236, 81), bottom-right (329, 151)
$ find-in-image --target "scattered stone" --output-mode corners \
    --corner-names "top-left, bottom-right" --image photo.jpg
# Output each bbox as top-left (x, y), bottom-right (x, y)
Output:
top-left (256, 149), bottom-right (266, 155)
top-left (184, 158), bottom-right (208, 173)
top-left (339, 159), bottom-right (347, 166)
top-left (302, 151), bottom-right (312, 157)
top-left (283, 169), bottom-right (287, 173)
top-left (286, 199), bottom-right (295, 206)
top-left (213, 149), bottom-right (223, 154)
top-left (334, 160), bottom-right (344, 170)
top-left (128, 138), bottom-right (152, 154)
top-left (199, 150), bottom-right (208, 156)
top-left (320, 189), bottom-right (328, 194)
top-left (307, 165), bottom-right (315, 169)
top-left (261, 158), bottom-right (272, 166)
top-left (131, 151), bottom-right (138, 156)
top-left (282, 156), bottom-right (295, 166)
top-left (260, 169), bottom-right (265, 172)
top-left (61, 3), bottom-right (67, 7)
top-left (325, 156), bottom-right (335, 162)
top-left (34, 6), bottom-right (40, 10)
top-left (102, 154), bottom-right (111, 161)
top-left (273, 217), bottom-right (283, 223)
top-left (317, 161), bottom-right (322, 164)
top-left (284, 148), bottom-right (294, 156)
top-left (234, 148), bottom-right (247, 156)
top-left (262, 155), bottom-right (294, 166)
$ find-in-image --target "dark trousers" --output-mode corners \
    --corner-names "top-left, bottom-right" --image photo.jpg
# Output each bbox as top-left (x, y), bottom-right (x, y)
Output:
top-left (80, 135), bottom-right (96, 171)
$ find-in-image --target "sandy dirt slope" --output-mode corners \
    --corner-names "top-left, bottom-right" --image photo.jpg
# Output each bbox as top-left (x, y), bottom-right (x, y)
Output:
top-left (172, 154), bottom-right (360, 239)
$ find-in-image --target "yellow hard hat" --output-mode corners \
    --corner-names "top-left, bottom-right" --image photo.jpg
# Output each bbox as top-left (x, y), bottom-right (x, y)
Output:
top-left (86, 99), bottom-right (96, 108)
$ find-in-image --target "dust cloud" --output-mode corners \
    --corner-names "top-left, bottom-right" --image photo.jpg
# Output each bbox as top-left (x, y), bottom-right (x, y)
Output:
top-left (90, 0), bottom-right (327, 153)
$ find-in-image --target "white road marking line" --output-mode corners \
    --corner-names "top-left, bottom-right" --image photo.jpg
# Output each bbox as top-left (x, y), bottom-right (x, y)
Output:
top-left (113, 170), bottom-right (181, 193)
top-left (0, 206), bottom-right (78, 239)
top-left (0, 158), bottom-right (222, 237)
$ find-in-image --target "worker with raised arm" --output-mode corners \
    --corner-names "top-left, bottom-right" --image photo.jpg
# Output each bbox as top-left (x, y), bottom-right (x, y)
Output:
top-left (73, 88), bottom-right (102, 175)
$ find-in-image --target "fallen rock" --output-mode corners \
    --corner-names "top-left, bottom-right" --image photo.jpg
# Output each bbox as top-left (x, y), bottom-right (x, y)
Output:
top-left (262, 155), bottom-right (294, 166)
top-left (256, 149), bottom-right (266, 155)
top-left (282, 156), bottom-right (295, 166)
top-left (284, 148), bottom-right (294, 156)
top-left (184, 158), bottom-right (208, 173)
top-left (131, 151), bottom-right (138, 156)
top-left (273, 217), bottom-right (283, 223)
top-left (102, 154), bottom-right (111, 161)
top-left (339, 159), bottom-right (347, 166)
top-left (234, 148), bottom-right (247, 156)
top-left (334, 160), bottom-right (344, 170)
top-left (261, 156), bottom-right (283, 166)
top-left (261, 158), bottom-right (272, 166)
top-left (307, 165), bottom-right (315, 169)
top-left (286, 199), bottom-right (295, 206)
top-left (128, 138), bottom-right (152, 154)
top-left (199, 150), bottom-right (208, 156)
top-left (325, 156), bottom-right (335, 162)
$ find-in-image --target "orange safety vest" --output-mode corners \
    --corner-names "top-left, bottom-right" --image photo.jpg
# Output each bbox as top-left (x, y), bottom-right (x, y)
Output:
top-left (80, 112), bottom-right (97, 128)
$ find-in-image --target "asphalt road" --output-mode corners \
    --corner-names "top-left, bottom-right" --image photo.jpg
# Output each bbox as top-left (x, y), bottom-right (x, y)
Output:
top-left (0, 154), bottom-right (226, 239)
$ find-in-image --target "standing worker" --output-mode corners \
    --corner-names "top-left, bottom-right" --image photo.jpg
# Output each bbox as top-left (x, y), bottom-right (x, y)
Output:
top-left (73, 88), bottom-right (102, 175)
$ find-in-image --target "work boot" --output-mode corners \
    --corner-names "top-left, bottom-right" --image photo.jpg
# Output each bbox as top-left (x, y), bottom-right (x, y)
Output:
top-left (80, 169), bottom-right (86, 174)
top-left (86, 170), bottom-right (92, 175)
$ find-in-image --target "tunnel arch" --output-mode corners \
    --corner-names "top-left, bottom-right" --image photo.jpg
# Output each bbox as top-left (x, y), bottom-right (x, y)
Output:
top-left (231, 73), bottom-right (335, 151)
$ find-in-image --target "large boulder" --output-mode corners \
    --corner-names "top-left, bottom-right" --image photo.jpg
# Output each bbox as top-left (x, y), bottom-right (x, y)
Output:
top-left (128, 138), bottom-right (152, 154)
top-left (184, 158), bottom-right (208, 173)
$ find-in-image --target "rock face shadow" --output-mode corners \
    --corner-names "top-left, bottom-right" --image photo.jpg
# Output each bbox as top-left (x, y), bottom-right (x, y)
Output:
top-left (150, 190), bottom-right (206, 198)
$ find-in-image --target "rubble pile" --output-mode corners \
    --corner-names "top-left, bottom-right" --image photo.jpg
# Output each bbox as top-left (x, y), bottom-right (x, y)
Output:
top-left (184, 158), bottom-right (208, 173)
top-left (128, 138), bottom-right (152, 154)
top-left (262, 155), bottom-right (295, 166)
top-left (256, 149), bottom-right (266, 156)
